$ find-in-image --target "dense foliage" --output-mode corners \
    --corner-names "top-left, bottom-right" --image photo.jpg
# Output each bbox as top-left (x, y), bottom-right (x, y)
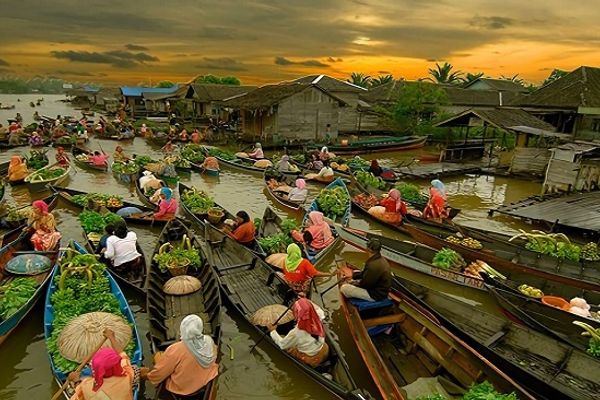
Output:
top-left (112, 162), bottom-right (139, 174)
top-left (394, 182), bottom-right (428, 205)
top-left (355, 171), bottom-right (387, 190)
top-left (181, 144), bottom-right (206, 163)
top-left (29, 167), bottom-right (65, 181)
top-left (79, 211), bottom-right (124, 234)
top-left (181, 187), bottom-right (215, 214)
top-left (257, 218), bottom-right (300, 254)
top-left (0, 277), bottom-right (38, 321)
top-left (206, 147), bottom-right (236, 160)
top-left (71, 193), bottom-right (123, 208)
top-left (153, 235), bottom-right (201, 273)
top-left (432, 248), bottom-right (465, 270)
top-left (316, 187), bottom-right (349, 220)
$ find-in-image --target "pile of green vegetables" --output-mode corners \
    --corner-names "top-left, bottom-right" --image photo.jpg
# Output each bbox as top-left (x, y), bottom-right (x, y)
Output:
top-left (432, 248), bottom-right (466, 270)
top-left (509, 230), bottom-right (583, 262)
top-left (181, 187), bottom-right (215, 214)
top-left (133, 155), bottom-right (156, 168)
top-left (112, 162), bottom-right (140, 174)
top-left (206, 147), bottom-right (237, 161)
top-left (316, 187), bottom-right (349, 220)
top-left (47, 251), bottom-right (135, 373)
top-left (0, 277), bottom-right (38, 321)
top-left (394, 182), bottom-right (428, 205)
top-left (574, 321), bottom-right (600, 358)
top-left (257, 218), bottom-right (300, 254)
top-left (79, 211), bottom-right (124, 234)
top-left (290, 153), bottom-right (307, 164)
top-left (24, 150), bottom-right (49, 170)
top-left (29, 167), bottom-right (65, 182)
top-left (355, 170), bottom-right (387, 190)
top-left (415, 381), bottom-right (518, 400)
top-left (181, 144), bottom-right (206, 163)
top-left (71, 193), bottom-right (124, 208)
top-left (55, 135), bottom-right (76, 144)
top-left (153, 235), bottom-right (201, 273)
top-left (346, 156), bottom-right (370, 171)
top-left (174, 157), bottom-right (191, 169)
top-left (6, 205), bottom-right (32, 222)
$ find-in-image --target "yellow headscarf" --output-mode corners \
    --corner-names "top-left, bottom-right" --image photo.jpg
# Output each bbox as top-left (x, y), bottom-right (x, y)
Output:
top-left (285, 243), bottom-right (303, 272)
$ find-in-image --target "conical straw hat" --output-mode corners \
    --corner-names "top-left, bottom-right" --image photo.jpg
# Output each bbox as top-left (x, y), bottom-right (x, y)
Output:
top-left (58, 312), bottom-right (132, 362)
top-left (265, 253), bottom-right (286, 269)
top-left (252, 304), bottom-right (294, 326)
top-left (163, 275), bottom-right (202, 295)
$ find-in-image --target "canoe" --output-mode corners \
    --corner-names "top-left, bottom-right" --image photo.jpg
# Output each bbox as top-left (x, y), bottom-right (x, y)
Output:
top-left (44, 241), bottom-right (142, 400)
top-left (178, 182), bottom-right (266, 258)
top-left (337, 262), bottom-right (535, 400)
top-left (202, 222), bottom-right (369, 400)
top-left (395, 277), bottom-right (600, 400)
top-left (312, 136), bottom-right (427, 155)
top-left (147, 219), bottom-right (221, 400)
top-left (50, 186), bottom-right (166, 226)
top-left (72, 146), bottom-right (108, 172)
top-left (0, 228), bottom-right (59, 345)
top-left (257, 206), bottom-right (285, 239)
top-left (202, 147), bottom-right (275, 175)
top-left (0, 193), bottom-right (59, 230)
top-left (264, 169), bottom-right (305, 213)
top-left (403, 222), bottom-right (600, 302)
top-left (24, 161), bottom-right (71, 193)
top-left (290, 159), bottom-right (354, 181)
top-left (134, 171), bottom-right (158, 208)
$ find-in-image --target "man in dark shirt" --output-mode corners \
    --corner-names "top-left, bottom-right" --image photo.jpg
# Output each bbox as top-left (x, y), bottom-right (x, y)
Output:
top-left (340, 239), bottom-right (392, 301)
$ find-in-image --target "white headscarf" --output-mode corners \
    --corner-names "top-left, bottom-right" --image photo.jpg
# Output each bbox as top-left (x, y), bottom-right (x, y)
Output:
top-left (321, 146), bottom-right (328, 154)
top-left (180, 314), bottom-right (215, 368)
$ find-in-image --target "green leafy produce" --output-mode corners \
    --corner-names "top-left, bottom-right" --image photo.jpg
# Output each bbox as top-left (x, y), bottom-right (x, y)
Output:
top-left (181, 187), bottom-right (215, 214)
top-left (112, 161), bottom-right (140, 174)
top-left (346, 156), bottom-right (370, 171)
top-left (316, 187), bottom-right (349, 220)
top-left (181, 144), bottom-right (206, 163)
top-left (280, 218), bottom-right (300, 234)
top-left (588, 337), bottom-right (600, 357)
top-left (356, 170), bottom-right (387, 190)
top-left (79, 211), bottom-right (124, 234)
top-left (133, 155), bottom-right (155, 167)
top-left (416, 395), bottom-right (447, 400)
top-left (153, 235), bottom-right (201, 273)
top-left (0, 277), bottom-right (38, 321)
top-left (6, 205), bottom-right (32, 222)
top-left (206, 147), bottom-right (237, 161)
top-left (71, 193), bottom-right (123, 208)
top-left (514, 231), bottom-right (581, 262)
top-left (29, 167), bottom-right (65, 182)
top-left (462, 381), bottom-right (518, 400)
top-left (24, 149), bottom-right (49, 170)
top-left (174, 157), bottom-right (192, 168)
top-left (258, 233), bottom-right (293, 254)
top-left (394, 182), bottom-right (428, 205)
top-left (290, 153), bottom-right (307, 163)
top-left (432, 248), bottom-right (465, 270)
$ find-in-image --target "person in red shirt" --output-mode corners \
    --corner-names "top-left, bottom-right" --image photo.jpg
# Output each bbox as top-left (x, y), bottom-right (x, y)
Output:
top-left (90, 151), bottom-right (109, 167)
top-left (55, 146), bottom-right (70, 166)
top-left (229, 211), bottom-right (256, 247)
top-left (379, 189), bottom-right (407, 224)
top-left (282, 243), bottom-right (331, 293)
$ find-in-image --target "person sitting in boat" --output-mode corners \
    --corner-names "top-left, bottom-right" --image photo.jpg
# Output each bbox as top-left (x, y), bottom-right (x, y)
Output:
top-left (340, 238), bottom-right (391, 302)
top-left (228, 210), bottom-right (256, 247)
top-left (372, 189), bottom-right (407, 225)
top-left (68, 328), bottom-right (136, 400)
top-left (8, 155), bottom-right (29, 182)
top-left (276, 155), bottom-right (293, 173)
top-left (154, 187), bottom-right (178, 220)
top-left (29, 200), bottom-right (62, 251)
top-left (149, 181), bottom-right (168, 204)
top-left (423, 179), bottom-right (449, 219)
top-left (179, 128), bottom-right (189, 142)
top-left (162, 140), bottom-right (175, 154)
top-left (32, 110), bottom-right (40, 120)
top-left (281, 243), bottom-right (332, 293)
top-left (368, 159), bottom-right (383, 177)
top-left (201, 156), bottom-right (219, 171)
top-left (248, 142), bottom-right (264, 159)
top-left (139, 123), bottom-right (148, 137)
top-left (105, 223), bottom-right (143, 278)
top-left (96, 223), bottom-right (115, 256)
top-left (315, 160), bottom-right (334, 182)
top-left (286, 178), bottom-right (308, 204)
top-left (142, 314), bottom-right (218, 397)
top-left (291, 211), bottom-right (334, 253)
top-left (113, 146), bottom-right (130, 162)
top-left (268, 297), bottom-right (329, 368)
top-left (55, 146), bottom-right (70, 166)
top-left (191, 128), bottom-right (201, 144)
top-left (90, 151), bottom-right (109, 167)
top-left (8, 130), bottom-right (21, 146)
top-left (120, 125), bottom-right (135, 139)
top-left (308, 154), bottom-right (324, 171)
top-left (319, 146), bottom-right (330, 162)
top-left (15, 112), bottom-right (23, 124)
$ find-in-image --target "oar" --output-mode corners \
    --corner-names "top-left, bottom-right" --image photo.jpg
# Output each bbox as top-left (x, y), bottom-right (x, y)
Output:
top-left (50, 337), bottom-right (107, 400)
top-left (249, 300), bottom-right (296, 353)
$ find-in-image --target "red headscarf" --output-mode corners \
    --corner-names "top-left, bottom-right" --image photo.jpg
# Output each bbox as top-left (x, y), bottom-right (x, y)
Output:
top-left (91, 348), bottom-right (125, 392)
top-left (293, 298), bottom-right (325, 337)
top-left (32, 200), bottom-right (49, 215)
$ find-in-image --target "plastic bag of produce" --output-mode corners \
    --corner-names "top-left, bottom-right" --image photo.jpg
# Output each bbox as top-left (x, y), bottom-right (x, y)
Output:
top-left (6, 254), bottom-right (52, 275)
top-left (570, 297), bottom-right (591, 317)
top-left (367, 206), bottom-right (386, 218)
top-left (236, 152), bottom-right (249, 158)
top-left (253, 159), bottom-right (273, 168)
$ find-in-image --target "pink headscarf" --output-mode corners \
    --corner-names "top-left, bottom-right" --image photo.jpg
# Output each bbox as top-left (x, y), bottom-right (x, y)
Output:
top-left (387, 189), bottom-right (403, 213)
top-left (32, 200), bottom-right (49, 215)
top-left (293, 298), bottom-right (325, 337)
top-left (295, 178), bottom-right (306, 190)
top-left (91, 348), bottom-right (125, 392)
top-left (308, 211), bottom-right (333, 242)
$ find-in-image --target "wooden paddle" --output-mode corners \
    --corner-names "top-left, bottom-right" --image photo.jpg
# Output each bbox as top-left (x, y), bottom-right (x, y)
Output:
top-left (50, 337), bottom-right (107, 400)
top-left (249, 300), bottom-right (296, 353)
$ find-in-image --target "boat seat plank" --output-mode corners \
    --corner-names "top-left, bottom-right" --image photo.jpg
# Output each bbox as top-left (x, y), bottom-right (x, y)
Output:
top-left (483, 330), bottom-right (508, 347)
top-left (363, 313), bottom-right (406, 328)
top-left (220, 269), bottom-right (283, 314)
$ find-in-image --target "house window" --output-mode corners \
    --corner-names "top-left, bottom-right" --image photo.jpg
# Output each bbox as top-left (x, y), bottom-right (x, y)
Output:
top-left (592, 119), bottom-right (600, 132)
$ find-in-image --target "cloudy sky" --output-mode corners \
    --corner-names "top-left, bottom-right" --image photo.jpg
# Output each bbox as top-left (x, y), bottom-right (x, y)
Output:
top-left (1, 0), bottom-right (599, 85)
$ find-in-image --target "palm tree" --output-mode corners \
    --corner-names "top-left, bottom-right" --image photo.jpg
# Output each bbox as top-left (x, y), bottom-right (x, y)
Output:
top-left (348, 72), bottom-right (371, 88)
top-left (542, 69), bottom-right (568, 86)
top-left (370, 74), bottom-right (394, 88)
top-left (500, 74), bottom-right (524, 85)
top-left (462, 72), bottom-right (485, 84)
top-left (427, 62), bottom-right (463, 84)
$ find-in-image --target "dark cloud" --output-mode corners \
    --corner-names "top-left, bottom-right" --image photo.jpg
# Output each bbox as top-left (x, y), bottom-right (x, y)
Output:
top-left (327, 57), bottom-right (343, 62)
top-left (55, 70), bottom-right (97, 77)
top-left (275, 57), bottom-right (329, 67)
top-left (125, 44), bottom-right (149, 51)
top-left (51, 50), bottom-right (159, 68)
top-left (378, 70), bottom-right (391, 74)
top-left (195, 57), bottom-right (248, 71)
top-left (0, 59), bottom-right (9, 66)
top-left (470, 16), bottom-right (514, 30)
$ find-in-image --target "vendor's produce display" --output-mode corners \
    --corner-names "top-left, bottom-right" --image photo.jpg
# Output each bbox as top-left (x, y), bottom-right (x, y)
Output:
top-left (181, 144), bottom-right (206, 163)
top-left (181, 187), bottom-right (215, 215)
top-left (432, 248), bottom-right (466, 270)
top-left (509, 230), bottom-right (585, 262)
top-left (394, 182), bottom-right (428, 205)
top-left (257, 218), bottom-right (300, 254)
top-left (79, 210), bottom-right (124, 234)
top-left (0, 277), bottom-right (38, 321)
top-left (316, 186), bottom-right (350, 220)
top-left (355, 171), bottom-right (386, 190)
top-left (25, 150), bottom-right (49, 170)
top-left (71, 193), bottom-right (123, 208)
top-left (205, 147), bottom-right (236, 160)
top-left (112, 162), bottom-right (140, 174)
top-left (446, 235), bottom-right (483, 250)
top-left (29, 167), bottom-right (65, 182)
top-left (153, 234), bottom-right (201, 274)
top-left (518, 284), bottom-right (544, 299)
top-left (352, 193), bottom-right (379, 209)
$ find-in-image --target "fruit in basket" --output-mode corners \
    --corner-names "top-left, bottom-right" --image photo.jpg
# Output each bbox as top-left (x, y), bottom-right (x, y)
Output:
top-left (582, 242), bottom-right (600, 262)
top-left (445, 235), bottom-right (461, 244)
top-left (518, 284), bottom-right (544, 298)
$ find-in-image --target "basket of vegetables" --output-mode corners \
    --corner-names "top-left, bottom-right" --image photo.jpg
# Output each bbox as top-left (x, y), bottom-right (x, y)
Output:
top-left (207, 207), bottom-right (225, 224)
top-left (315, 187), bottom-right (350, 221)
top-left (153, 234), bottom-right (201, 276)
top-left (181, 187), bottom-right (215, 217)
top-left (432, 248), bottom-right (466, 271)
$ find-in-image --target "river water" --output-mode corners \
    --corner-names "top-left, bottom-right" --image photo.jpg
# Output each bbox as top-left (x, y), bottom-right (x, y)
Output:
top-left (0, 95), bottom-right (542, 399)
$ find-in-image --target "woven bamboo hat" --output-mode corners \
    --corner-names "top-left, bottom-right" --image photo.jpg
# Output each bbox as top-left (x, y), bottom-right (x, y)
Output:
top-left (163, 275), bottom-right (202, 295)
top-left (252, 304), bottom-right (294, 326)
top-left (265, 253), bottom-right (286, 269)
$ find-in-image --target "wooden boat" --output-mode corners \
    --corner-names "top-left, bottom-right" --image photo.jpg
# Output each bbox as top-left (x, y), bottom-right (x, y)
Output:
top-left (395, 277), bottom-right (600, 400)
top-left (202, 223), bottom-right (369, 400)
top-left (403, 222), bottom-right (600, 301)
top-left (0, 228), bottom-right (59, 345)
top-left (0, 193), bottom-right (59, 229)
top-left (257, 206), bottom-right (285, 240)
top-left (44, 241), bottom-right (142, 400)
top-left (147, 219), bottom-right (222, 400)
top-left (134, 171), bottom-right (159, 208)
top-left (202, 147), bottom-right (275, 175)
top-left (311, 136), bottom-right (427, 155)
top-left (0, 180), bottom-right (4, 203)
top-left (178, 183), bottom-right (266, 257)
top-left (337, 261), bottom-right (535, 400)
top-left (72, 146), bottom-right (108, 172)
top-left (24, 161), bottom-right (71, 193)
top-left (50, 186), bottom-right (167, 226)
top-left (264, 169), bottom-right (304, 212)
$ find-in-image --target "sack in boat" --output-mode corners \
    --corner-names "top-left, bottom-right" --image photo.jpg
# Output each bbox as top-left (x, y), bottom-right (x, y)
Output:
top-left (163, 275), bottom-right (202, 295)
top-left (6, 254), bottom-right (52, 275)
top-left (254, 159), bottom-right (273, 169)
top-left (144, 162), bottom-right (162, 174)
top-left (367, 206), bottom-right (386, 218)
top-left (265, 253), bottom-right (286, 269)
top-left (235, 152), bottom-right (249, 158)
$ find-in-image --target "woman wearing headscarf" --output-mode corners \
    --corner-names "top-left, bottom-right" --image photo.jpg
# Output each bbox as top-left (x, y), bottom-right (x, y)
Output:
top-left (268, 297), bottom-right (329, 367)
top-left (201, 156), bottom-right (219, 171)
top-left (377, 188), bottom-right (407, 224)
top-left (55, 146), bottom-right (70, 166)
top-left (291, 211), bottom-right (334, 252)
top-left (29, 200), bottom-right (61, 251)
top-left (69, 329), bottom-right (135, 400)
top-left (7, 155), bottom-right (29, 182)
top-left (143, 314), bottom-right (218, 396)
top-left (154, 188), bottom-right (178, 220)
top-left (287, 178), bottom-right (308, 204)
top-left (113, 146), bottom-right (130, 162)
top-left (248, 142), bottom-right (264, 159)
top-left (319, 146), bottom-right (330, 161)
top-left (282, 244), bottom-right (331, 293)
top-left (276, 154), bottom-right (292, 173)
top-left (424, 179), bottom-right (449, 219)
top-left (368, 159), bottom-right (383, 177)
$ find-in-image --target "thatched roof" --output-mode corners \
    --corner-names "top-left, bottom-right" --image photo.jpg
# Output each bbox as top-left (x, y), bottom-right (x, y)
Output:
top-left (293, 75), bottom-right (366, 92)
top-left (435, 108), bottom-right (557, 131)
top-left (463, 78), bottom-right (528, 93)
top-left (515, 66), bottom-right (600, 109)
top-left (192, 84), bottom-right (257, 102)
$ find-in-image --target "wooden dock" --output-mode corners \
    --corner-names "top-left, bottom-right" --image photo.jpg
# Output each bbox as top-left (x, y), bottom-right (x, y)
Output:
top-left (492, 191), bottom-right (600, 235)
top-left (393, 162), bottom-right (482, 180)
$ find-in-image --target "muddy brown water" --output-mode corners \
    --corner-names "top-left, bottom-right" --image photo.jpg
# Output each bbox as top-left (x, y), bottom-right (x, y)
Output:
top-left (0, 95), bottom-right (542, 399)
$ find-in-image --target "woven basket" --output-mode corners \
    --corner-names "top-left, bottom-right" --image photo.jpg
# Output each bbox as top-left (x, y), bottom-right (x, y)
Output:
top-left (168, 258), bottom-right (190, 276)
top-left (207, 208), bottom-right (224, 224)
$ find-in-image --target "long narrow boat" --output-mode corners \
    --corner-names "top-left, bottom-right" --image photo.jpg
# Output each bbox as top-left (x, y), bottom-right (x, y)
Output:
top-left (24, 161), bottom-right (71, 193)
top-left (134, 171), bottom-right (158, 208)
top-left (264, 169), bottom-right (304, 212)
top-left (311, 136), bottom-right (427, 155)
top-left (147, 219), bottom-right (221, 400)
top-left (202, 223), bottom-right (369, 400)
top-left (257, 206), bottom-right (284, 239)
top-left (202, 147), bottom-right (274, 175)
top-left (337, 261), bottom-right (535, 400)
top-left (395, 277), bottom-right (600, 400)
top-left (44, 241), bottom-right (142, 399)
top-left (72, 146), bottom-right (109, 172)
top-left (403, 222), bottom-right (600, 301)
top-left (50, 185), bottom-right (166, 226)
top-left (0, 228), bottom-right (59, 345)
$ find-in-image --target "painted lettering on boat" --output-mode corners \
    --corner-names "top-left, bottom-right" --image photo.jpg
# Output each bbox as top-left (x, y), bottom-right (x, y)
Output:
top-left (431, 267), bottom-right (485, 288)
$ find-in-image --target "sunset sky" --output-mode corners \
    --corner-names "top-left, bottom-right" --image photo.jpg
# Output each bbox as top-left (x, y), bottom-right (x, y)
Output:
top-left (1, 0), bottom-right (599, 85)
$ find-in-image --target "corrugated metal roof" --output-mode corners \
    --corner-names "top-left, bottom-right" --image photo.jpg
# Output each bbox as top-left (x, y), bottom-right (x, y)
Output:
top-left (120, 85), bottom-right (179, 97)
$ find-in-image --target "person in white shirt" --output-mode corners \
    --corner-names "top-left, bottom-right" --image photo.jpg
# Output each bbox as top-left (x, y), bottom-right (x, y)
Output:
top-left (316, 161), bottom-right (334, 181)
top-left (267, 297), bottom-right (329, 368)
top-left (105, 223), bottom-right (143, 280)
top-left (287, 178), bottom-right (308, 204)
